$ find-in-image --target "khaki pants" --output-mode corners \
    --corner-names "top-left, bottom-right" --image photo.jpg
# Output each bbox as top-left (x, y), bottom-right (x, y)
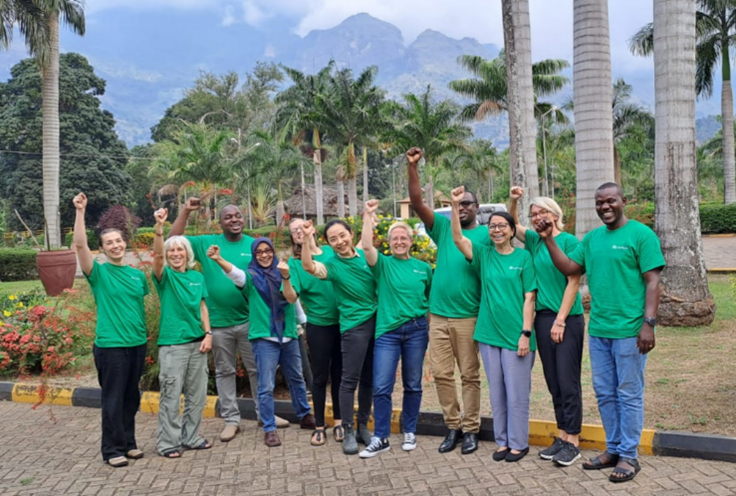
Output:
top-left (429, 314), bottom-right (481, 433)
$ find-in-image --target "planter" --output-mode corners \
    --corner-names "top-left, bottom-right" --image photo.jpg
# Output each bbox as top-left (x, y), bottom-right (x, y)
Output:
top-left (36, 250), bottom-right (77, 296)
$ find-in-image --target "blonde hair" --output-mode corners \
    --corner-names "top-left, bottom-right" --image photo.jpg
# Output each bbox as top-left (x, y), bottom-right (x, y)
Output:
top-left (529, 196), bottom-right (565, 231)
top-left (163, 235), bottom-right (196, 269)
top-left (387, 222), bottom-right (413, 241)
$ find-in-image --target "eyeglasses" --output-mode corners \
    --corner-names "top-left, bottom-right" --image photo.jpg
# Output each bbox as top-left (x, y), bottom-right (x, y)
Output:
top-left (458, 201), bottom-right (475, 207)
top-left (255, 249), bottom-right (274, 256)
top-left (289, 228), bottom-right (301, 235)
top-left (488, 223), bottom-right (509, 231)
top-left (530, 209), bottom-right (550, 219)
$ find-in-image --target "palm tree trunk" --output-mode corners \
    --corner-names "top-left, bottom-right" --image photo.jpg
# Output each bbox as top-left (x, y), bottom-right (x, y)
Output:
top-left (573, 0), bottom-right (615, 238)
top-left (720, 46), bottom-right (736, 204)
top-left (42, 14), bottom-right (61, 249)
top-left (362, 146), bottom-right (369, 202)
top-left (613, 144), bottom-right (622, 186)
top-left (313, 129), bottom-right (324, 224)
top-left (653, 0), bottom-right (715, 326)
top-left (347, 143), bottom-right (358, 216)
top-left (502, 0), bottom-right (539, 225)
top-left (276, 181), bottom-right (285, 227)
top-left (337, 174), bottom-right (346, 219)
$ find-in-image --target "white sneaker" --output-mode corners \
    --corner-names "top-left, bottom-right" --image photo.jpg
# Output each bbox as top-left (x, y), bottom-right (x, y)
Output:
top-left (402, 432), bottom-right (417, 451)
top-left (359, 437), bottom-right (390, 458)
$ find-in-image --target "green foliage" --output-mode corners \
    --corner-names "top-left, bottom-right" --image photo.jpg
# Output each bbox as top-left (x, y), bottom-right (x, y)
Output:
top-left (700, 203), bottom-right (736, 234)
top-left (0, 249), bottom-right (38, 282)
top-left (0, 53), bottom-right (132, 232)
top-left (64, 230), bottom-right (99, 251)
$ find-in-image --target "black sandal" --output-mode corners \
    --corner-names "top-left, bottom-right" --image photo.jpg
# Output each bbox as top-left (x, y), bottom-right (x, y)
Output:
top-left (160, 448), bottom-right (181, 459)
top-left (609, 457), bottom-right (641, 483)
top-left (311, 429), bottom-right (326, 446)
top-left (184, 439), bottom-right (213, 450)
top-left (333, 424), bottom-right (345, 442)
top-left (582, 451), bottom-right (619, 470)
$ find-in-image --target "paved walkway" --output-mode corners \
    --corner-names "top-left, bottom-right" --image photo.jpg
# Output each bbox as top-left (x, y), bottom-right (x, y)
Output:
top-left (1, 403), bottom-right (735, 495)
top-left (702, 236), bottom-right (736, 269)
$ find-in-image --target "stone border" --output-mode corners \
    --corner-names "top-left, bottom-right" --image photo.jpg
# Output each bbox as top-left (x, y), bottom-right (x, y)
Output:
top-left (5, 381), bottom-right (734, 462)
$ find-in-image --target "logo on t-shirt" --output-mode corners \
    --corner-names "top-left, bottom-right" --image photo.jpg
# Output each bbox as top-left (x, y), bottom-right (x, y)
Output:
top-left (612, 245), bottom-right (629, 251)
top-left (413, 269), bottom-right (425, 275)
top-left (189, 282), bottom-right (202, 286)
top-left (508, 266), bottom-right (523, 271)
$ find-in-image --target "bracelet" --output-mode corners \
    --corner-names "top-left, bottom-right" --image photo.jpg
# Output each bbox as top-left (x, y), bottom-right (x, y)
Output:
top-left (282, 275), bottom-right (291, 280)
top-left (204, 331), bottom-right (212, 336)
top-left (154, 231), bottom-right (164, 236)
top-left (554, 321), bottom-right (566, 327)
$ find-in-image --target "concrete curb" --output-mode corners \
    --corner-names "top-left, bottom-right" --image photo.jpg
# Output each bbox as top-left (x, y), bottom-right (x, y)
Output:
top-left (707, 268), bottom-right (736, 274)
top-left (1, 381), bottom-right (732, 462)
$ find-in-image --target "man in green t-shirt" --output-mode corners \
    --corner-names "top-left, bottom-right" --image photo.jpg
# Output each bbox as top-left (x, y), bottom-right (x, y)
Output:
top-left (169, 198), bottom-right (288, 442)
top-left (536, 183), bottom-right (664, 484)
top-left (407, 147), bottom-right (487, 455)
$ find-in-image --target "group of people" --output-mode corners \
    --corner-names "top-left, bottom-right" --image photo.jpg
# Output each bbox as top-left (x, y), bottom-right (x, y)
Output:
top-left (74, 146), bottom-right (664, 485)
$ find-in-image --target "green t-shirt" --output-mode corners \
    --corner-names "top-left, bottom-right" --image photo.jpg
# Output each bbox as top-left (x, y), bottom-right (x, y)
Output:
top-left (324, 249), bottom-right (378, 332)
top-left (289, 246), bottom-right (339, 326)
top-left (240, 271), bottom-right (298, 341)
top-left (471, 244), bottom-right (538, 352)
top-left (427, 214), bottom-right (491, 318)
top-left (153, 267), bottom-right (209, 346)
top-left (85, 261), bottom-right (149, 348)
top-left (524, 230), bottom-right (583, 315)
top-left (569, 220), bottom-right (665, 339)
top-left (371, 254), bottom-right (432, 339)
top-left (188, 233), bottom-right (255, 328)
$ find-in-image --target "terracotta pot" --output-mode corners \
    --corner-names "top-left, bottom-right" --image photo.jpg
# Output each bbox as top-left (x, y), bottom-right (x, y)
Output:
top-left (36, 250), bottom-right (77, 296)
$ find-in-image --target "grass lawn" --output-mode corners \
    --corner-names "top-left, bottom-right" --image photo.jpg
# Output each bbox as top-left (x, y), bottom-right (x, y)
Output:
top-left (0, 280), bottom-right (44, 294)
top-left (393, 274), bottom-right (736, 436)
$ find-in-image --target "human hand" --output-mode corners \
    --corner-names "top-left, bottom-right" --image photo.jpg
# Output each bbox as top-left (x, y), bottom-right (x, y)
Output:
top-left (184, 197), bottom-right (201, 213)
top-left (637, 324), bottom-right (655, 354)
top-left (551, 321), bottom-right (565, 344)
top-left (517, 335), bottom-right (530, 357)
top-left (277, 258), bottom-right (290, 278)
top-left (406, 147), bottom-right (423, 167)
top-left (535, 218), bottom-right (554, 239)
top-left (510, 186), bottom-right (524, 201)
top-left (301, 220), bottom-right (315, 238)
top-left (364, 199), bottom-right (379, 215)
top-left (451, 186), bottom-right (466, 204)
top-left (206, 245), bottom-right (221, 260)
top-left (154, 208), bottom-right (168, 226)
top-left (200, 334), bottom-right (212, 353)
top-left (72, 193), bottom-right (87, 211)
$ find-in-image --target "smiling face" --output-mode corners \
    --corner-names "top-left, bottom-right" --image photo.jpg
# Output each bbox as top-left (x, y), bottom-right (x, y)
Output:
top-left (254, 241), bottom-right (274, 268)
top-left (388, 225), bottom-right (412, 259)
top-left (595, 186), bottom-right (627, 228)
top-left (289, 219), bottom-right (306, 245)
top-left (220, 206), bottom-right (244, 236)
top-left (325, 223), bottom-right (353, 257)
top-left (458, 192), bottom-right (479, 227)
top-left (530, 204), bottom-right (559, 232)
top-left (100, 230), bottom-right (126, 262)
top-left (166, 244), bottom-right (188, 271)
top-left (488, 214), bottom-right (513, 247)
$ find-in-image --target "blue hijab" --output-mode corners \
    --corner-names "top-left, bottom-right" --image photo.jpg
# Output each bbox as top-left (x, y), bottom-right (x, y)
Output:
top-left (248, 238), bottom-right (288, 342)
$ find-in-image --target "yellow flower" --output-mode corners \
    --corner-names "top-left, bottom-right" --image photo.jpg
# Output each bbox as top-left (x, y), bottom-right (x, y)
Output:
top-left (16, 302), bottom-right (23, 308)
top-left (3, 310), bottom-right (11, 317)
top-left (7, 295), bottom-right (16, 300)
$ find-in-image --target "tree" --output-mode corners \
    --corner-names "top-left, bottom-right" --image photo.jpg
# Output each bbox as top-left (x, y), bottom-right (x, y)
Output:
top-left (460, 140), bottom-right (500, 203)
top-left (573, 0), bottom-right (615, 239)
top-left (612, 79), bottom-right (654, 186)
top-left (653, 0), bottom-right (716, 325)
top-left (384, 86), bottom-right (472, 207)
top-left (630, 0), bottom-right (736, 204)
top-left (0, 53), bottom-right (131, 232)
top-left (274, 61), bottom-right (334, 225)
top-left (501, 0), bottom-right (540, 223)
top-left (1, 0), bottom-right (85, 248)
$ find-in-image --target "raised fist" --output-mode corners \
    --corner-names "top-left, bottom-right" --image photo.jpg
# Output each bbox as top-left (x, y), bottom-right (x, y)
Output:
top-left (510, 186), bottom-right (524, 200)
top-left (184, 197), bottom-right (201, 213)
top-left (451, 186), bottom-right (466, 204)
top-left (206, 245), bottom-right (221, 260)
top-left (406, 147), bottom-right (423, 167)
top-left (154, 208), bottom-right (168, 225)
top-left (301, 220), bottom-right (315, 238)
top-left (364, 199), bottom-right (379, 215)
top-left (277, 258), bottom-right (290, 278)
top-left (535, 218), bottom-right (554, 239)
top-left (72, 193), bottom-right (87, 211)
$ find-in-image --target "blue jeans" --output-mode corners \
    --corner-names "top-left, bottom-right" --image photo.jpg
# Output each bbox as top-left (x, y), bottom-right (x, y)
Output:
top-left (252, 338), bottom-right (312, 433)
top-left (589, 336), bottom-right (647, 459)
top-left (373, 316), bottom-right (429, 438)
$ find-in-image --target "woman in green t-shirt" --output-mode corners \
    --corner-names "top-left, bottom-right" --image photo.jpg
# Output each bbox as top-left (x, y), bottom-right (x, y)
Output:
top-left (151, 208), bottom-right (213, 459)
top-left (357, 200), bottom-right (432, 458)
top-left (509, 186), bottom-right (585, 466)
top-left (72, 193), bottom-right (150, 468)
top-left (300, 219), bottom-right (377, 456)
top-left (450, 186), bottom-right (537, 463)
top-left (288, 218), bottom-right (343, 446)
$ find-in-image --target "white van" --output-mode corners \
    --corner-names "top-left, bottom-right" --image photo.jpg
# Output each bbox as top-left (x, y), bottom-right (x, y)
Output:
top-left (416, 203), bottom-right (507, 237)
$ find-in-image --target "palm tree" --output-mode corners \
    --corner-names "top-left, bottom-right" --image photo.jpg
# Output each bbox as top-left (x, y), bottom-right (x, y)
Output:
top-left (1, 0), bottom-right (85, 248)
top-left (630, 0), bottom-right (736, 204)
top-left (275, 61), bottom-right (334, 225)
top-left (384, 86), bottom-right (472, 208)
top-left (573, 0), bottom-right (615, 238)
top-left (461, 140), bottom-right (499, 203)
top-left (320, 66), bottom-right (385, 216)
top-left (612, 79), bottom-right (654, 185)
top-left (653, 0), bottom-right (715, 326)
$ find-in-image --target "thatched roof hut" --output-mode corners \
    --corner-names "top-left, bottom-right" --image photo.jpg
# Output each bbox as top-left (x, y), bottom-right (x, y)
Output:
top-left (285, 185), bottom-right (363, 220)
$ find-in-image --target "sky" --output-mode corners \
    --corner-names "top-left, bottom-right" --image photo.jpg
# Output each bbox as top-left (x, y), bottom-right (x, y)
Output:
top-left (83, 0), bottom-right (655, 75)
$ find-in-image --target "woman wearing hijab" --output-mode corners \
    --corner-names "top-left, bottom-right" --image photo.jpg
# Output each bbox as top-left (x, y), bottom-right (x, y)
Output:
top-left (207, 238), bottom-right (315, 447)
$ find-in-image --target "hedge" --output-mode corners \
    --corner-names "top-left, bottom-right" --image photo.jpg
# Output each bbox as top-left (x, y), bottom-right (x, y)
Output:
top-left (0, 248), bottom-right (39, 282)
top-left (700, 203), bottom-right (736, 234)
top-left (64, 230), bottom-right (99, 251)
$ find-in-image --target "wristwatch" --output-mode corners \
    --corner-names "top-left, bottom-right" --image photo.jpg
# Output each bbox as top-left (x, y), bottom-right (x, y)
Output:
top-left (643, 317), bottom-right (656, 327)
top-left (521, 330), bottom-right (532, 338)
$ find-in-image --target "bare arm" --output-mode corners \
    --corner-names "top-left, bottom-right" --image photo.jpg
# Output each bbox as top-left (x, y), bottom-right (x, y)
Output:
top-left (509, 186), bottom-right (527, 242)
top-left (278, 259), bottom-right (298, 303)
top-left (450, 187), bottom-right (473, 260)
top-left (168, 197), bottom-right (200, 238)
top-left (406, 147), bottom-right (435, 229)
top-left (206, 245), bottom-right (234, 274)
top-left (361, 200), bottom-right (379, 267)
top-left (550, 273), bottom-right (581, 343)
top-left (199, 300), bottom-right (212, 353)
top-left (537, 220), bottom-right (583, 276)
top-left (300, 221), bottom-right (328, 279)
top-left (637, 268), bottom-right (662, 354)
top-left (152, 208), bottom-right (168, 282)
top-left (72, 193), bottom-right (94, 277)
top-left (517, 291), bottom-right (536, 357)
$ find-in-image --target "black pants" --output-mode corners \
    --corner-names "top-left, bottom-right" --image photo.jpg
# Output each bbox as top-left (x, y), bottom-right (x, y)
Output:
top-left (298, 332), bottom-right (314, 394)
top-left (93, 344), bottom-right (147, 461)
top-left (534, 310), bottom-right (585, 435)
top-left (339, 314), bottom-right (375, 428)
top-left (306, 323), bottom-right (342, 427)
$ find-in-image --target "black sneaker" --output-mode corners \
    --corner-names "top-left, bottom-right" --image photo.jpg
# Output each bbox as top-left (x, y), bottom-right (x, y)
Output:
top-left (553, 441), bottom-right (581, 466)
top-left (539, 437), bottom-right (565, 460)
top-left (359, 437), bottom-right (390, 458)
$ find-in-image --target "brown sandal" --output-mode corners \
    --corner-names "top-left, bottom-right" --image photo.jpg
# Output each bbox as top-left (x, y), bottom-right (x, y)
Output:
top-left (333, 424), bottom-right (345, 442)
top-left (311, 429), bottom-right (326, 446)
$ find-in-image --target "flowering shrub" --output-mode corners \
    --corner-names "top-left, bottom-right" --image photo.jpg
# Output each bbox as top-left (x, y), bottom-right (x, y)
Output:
top-left (371, 215), bottom-right (437, 269)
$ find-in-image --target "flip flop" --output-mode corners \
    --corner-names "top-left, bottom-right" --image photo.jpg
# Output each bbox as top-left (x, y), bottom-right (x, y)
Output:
top-left (311, 429), bottom-right (326, 446)
top-left (333, 425), bottom-right (345, 443)
top-left (160, 448), bottom-right (182, 458)
top-left (582, 451), bottom-right (619, 470)
top-left (609, 457), bottom-right (641, 483)
top-left (184, 439), bottom-right (213, 450)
